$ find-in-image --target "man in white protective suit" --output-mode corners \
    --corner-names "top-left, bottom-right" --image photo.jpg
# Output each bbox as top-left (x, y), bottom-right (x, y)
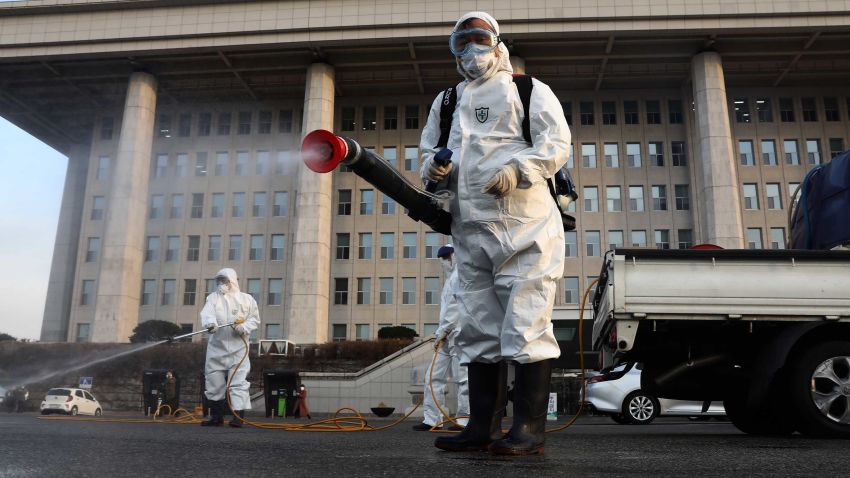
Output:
top-left (200, 268), bottom-right (260, 428)
top-left (419, 11), bottom-right (570, 455)
top-left (412, 244), bottom-right (470, 432)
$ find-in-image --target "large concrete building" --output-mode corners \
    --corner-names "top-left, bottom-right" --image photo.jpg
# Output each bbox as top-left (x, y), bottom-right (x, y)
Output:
top-left (1, 0), bottom-right (848, 344)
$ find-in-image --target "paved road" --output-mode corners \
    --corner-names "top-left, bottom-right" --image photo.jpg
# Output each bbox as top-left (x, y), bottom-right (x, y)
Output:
top-left (0, 413), bottom-right (845, 477)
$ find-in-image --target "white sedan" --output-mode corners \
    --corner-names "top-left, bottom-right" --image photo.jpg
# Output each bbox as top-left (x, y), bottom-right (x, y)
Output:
top-left (40, 388), bottom-right (103, 416)
top-left (584, 363), bottom-right (725, 424)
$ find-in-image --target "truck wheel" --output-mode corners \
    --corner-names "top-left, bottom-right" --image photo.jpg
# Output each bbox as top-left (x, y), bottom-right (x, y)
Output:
top-left (622, 391), bottom-right (658, 424)
top-left (788, 341), bottom-right (850, 438)
top-left (723, 393), bottom-right (795, 436)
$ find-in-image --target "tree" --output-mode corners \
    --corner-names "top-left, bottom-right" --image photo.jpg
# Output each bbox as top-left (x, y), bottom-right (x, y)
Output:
top-left (377, 326), bottom-right (417, 341)
top-left (129, 320), bottom-right (182, 343)
top-left (0, 332), bottom-right (17, 342)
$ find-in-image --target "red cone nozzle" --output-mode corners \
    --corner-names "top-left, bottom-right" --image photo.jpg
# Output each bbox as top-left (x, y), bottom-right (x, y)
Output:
top-left (302, 129), bottom-right (348, 173)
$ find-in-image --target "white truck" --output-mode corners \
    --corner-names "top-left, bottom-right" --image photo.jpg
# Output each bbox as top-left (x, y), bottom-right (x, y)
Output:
top-left (591, 248), bottom-right (850, 437)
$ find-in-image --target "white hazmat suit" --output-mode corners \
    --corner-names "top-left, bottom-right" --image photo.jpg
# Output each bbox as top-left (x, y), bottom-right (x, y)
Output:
top-left (200, 268), bottom-right (260, 411)
top-left (419, 12), bottom-right (569, 365)
top-left (422, 258), bottom-right (470, 427)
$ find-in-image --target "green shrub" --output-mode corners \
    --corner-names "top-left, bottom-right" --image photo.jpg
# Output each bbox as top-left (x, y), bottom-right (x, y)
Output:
top-left (129, 320), bottom-right (182, 343)
top-left (377, 326), bottom-right (417, 340)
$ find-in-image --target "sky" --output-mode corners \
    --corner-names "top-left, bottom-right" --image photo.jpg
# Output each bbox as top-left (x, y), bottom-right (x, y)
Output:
top-left (0, 117), bottom-right (68, 340)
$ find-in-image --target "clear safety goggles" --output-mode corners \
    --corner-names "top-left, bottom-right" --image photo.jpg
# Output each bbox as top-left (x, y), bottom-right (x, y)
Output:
top-left (215, 276), bottom-right (230, 285)
top-left (449, 28), bottom-right (500, 56)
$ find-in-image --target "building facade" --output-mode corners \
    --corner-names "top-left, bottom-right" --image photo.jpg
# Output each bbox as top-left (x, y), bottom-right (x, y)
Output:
top-left (0, 0), bottom-right (848, 343)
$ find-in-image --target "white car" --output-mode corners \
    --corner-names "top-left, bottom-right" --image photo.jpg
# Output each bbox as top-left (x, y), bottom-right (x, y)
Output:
top-left (584, 363), bottom-right (725, 424)
top-left (40, 388), bottom-right (103, 416)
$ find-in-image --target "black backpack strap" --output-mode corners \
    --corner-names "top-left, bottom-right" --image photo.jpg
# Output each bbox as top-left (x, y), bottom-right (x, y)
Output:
top-left (436, 86), bottom-right (457, 148)
top-left (512, 74), bottom-right (533, 145)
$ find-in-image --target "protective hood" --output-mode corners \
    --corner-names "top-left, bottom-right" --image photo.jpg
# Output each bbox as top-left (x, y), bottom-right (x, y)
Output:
top-left (453, 11), bottom-right (513, 82)
top-left (215, 268), bottom-right (241, 294)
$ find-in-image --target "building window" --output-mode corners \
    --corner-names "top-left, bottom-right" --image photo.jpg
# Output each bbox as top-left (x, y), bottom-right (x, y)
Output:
top-left (258, 111), bottom-right (272, 134)
top-left (629, 186), bottom-right (644, 212)
top-left (805, 139), bottom-right (820, 165)
top-left (779, 98), bottom-right (795, 122)
top-left (354, 324), bottom-right (369, 341)
top-left (606, 186), bottom-right (622, 212)
top-left (631, 230), bottom-right (647, 248)
top-left (362, 106), bottom-right (377, 130)
top-left (404, 146), bottom-right (418, 171)
top-left (649, 142), bottom-right (664, 167)
top-left (214, 152), bottom-right (227, 176)
top-left (788, 183), bottom-right (800, 209)
top-left (742, 184), bottom-right (759, 210)
top-left (247, 279), bottom-right (261, 303)
top-left (424, 277), bottom-right (440, 305)
top-left (145, 236), bottom-right (160, 262)
top-left (96, 156), bottom-right (110, 181)
top-left (608, 230), bottom-right (624, 250)
top-left (157, 113), bottom-right (172, 138)
top-left (579, 101), bottom-right (594, 125)
top-left (174, 153), bottom-right (188, 177)
top-left (585, 231), bottom-right (600, 257)
top-left (379, 277), bottom-right (393, 304)
top-left (823, 98), bottom-right (840, 122)
top-left (235, 151), bottom-right (248, 176)
top-left (255, 151), bottom-right (269, 176)
top-left (205, 278), bottom-right (216, 296)
top-left (770, 228), bottom-right (786, 249)
top-left (583, 186), bottom-right (598, 212)
top-left (582, 144), bottom-right (597, 168)
top-left (760, 140), bottom-right (777, 166)
top-left (208, 235), bottom-right (221, 261)
top-left (604, 143), bottom-right (619, 168)
top-left (646, 100), bottom-right (661, 124)
top-left (337, 189), bottom-right (352, 215)
top-left (332, 324), bottom-right (347, 342)
top-left (249, 235), bottom-right (264, 261)
top-left (668, 100), bottom-right (683, 124)
top-left (252, 192), bottom-right (266, 218)
top-left (186, 236), bottom-right (200, 262)
top-left (651, 185), bottom-right (667, 211)
top-left (677, 229), bottom-right (693, 249)
top-left (217, 112), bottom-right (231, 135)
top-left (166, 236), bottom-right (180, 262)
top-left (141, 279), bottom-right (156, 306)
top-left (381, 194), bottom-right (396, 215)
top-left (100, 117), bottom-right (114, 140)
top-left (626, 143), bottom-right (641, 167)
top-left (671, 141), bottom-right (687, 166)
top-left (270, 234), bottom-right (285, 261)
top-left (383, 146), bottom-right (397, 169)
top-left (739, 140), bottom-right (755, 166)
top-left (265, 324), bottom-right (282, 340)
top-left (272, 191), bottom-right (289, 217)
top-left (829, 138), bottom-right (845, 159)
top-left (161, 279), bottom-right (176, 306)
top-left (655, 229), bottom-right (670, 250)
top-left (80, 280), bottom-right (94, 306)
top-left (601, 101), bottom-right (617, 125)
top-left (360, 189), bottom-right (374, 215)
top-left (565, 231), bottom-right (577, 257)
top-left (561, 101), bottom-right (573, 125)
top-left (402, 277), bottom-right (416, 305)
top-left (733, 97), bottom-right (751, 123)
top-left (336, 233), bottom-right (350, 260)
top-left (425, 232), bottom-right (441, 259)
top-left (209, 193), bottom-right (224, 218)
top-left (674, 185), bottom-right (690, 210)
top-left (359, 233), bottom-right (373, 259)
top-left (190, 193), bottom-right (203, 219)
top-left (149, 194), bottom-right (164, 219)
top-left (154, 154), bottom-right (168, 178)
top-left (228, 235), bottom-right (242, 261)
top-left (402, 232), bottom-right (417, 259)
top-left (198, 113), bottom-right (211, 136)
top-left (267, 279), bottom-right (282, 306)
top-left (405, 105), bottom-right (419, 129)
top-left (801, 97), bottom-right (818, 122)
top-left (756, 98), bottom-right (773, 122)
top-left (194, 152), bottom-right (207, 177)
top-left (624, 100), bottom-right (639, 124)
top-left (75, 322), bottom-right (92, 343)
top-left (747, 228), bottom-right (763, 249)
top-left (380, 232), bottom-right (394, 259)
top-left (566, 144), bottom-right (575, 169)
top-left (166, 193), bottom-right (182, 219)
top-left (279, 109), bottom-right (294, 133)
top-left (85, 237), bottom-right (100, 263)
top-left (782, 139), bottom-right (800, 166)
top-left (564, 277), bottom-right (579, 304)
top-left (183, 279), bottom-right (197, 306)
top-left (357, 278), bottom-right (371, 305)
top-left (384, 106), bottom-right (398, 130)
top-left (334, 278), bottom-right (349, 305)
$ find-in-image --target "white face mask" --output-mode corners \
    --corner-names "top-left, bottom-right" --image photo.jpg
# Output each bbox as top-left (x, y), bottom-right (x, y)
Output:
top-left (217, 284), bottom-right (230, 295)
top-left (441, 258), bottom-right (454, 276)
top-left (460, 50), bottom-right (495, 79)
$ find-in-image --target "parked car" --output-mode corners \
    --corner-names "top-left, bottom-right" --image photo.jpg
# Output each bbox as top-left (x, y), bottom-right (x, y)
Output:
top-left (584, 363), bottom-right (725, 424)
top-left (40, 388), bottom-right (103, 416)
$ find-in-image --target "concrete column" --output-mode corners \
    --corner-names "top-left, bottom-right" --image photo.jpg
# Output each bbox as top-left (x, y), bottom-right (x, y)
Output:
top-left (40, 144), bottom-right (90, 342)
top-left (510, 55), bottom-right (525, 74)
top-left (92, 72), bottom-right (157, 342)
top-left (285, 63), bottom-right (335, 344)
top-left (691, 52), bottom-right (744, 248)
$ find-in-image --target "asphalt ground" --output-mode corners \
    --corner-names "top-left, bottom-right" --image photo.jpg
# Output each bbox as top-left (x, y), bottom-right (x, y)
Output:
top-left (0, 413), bottom-right (846, 477)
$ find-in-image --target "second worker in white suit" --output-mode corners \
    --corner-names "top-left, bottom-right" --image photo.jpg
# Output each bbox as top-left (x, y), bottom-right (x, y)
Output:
top-left (413, 244), bottom-right (470, 431)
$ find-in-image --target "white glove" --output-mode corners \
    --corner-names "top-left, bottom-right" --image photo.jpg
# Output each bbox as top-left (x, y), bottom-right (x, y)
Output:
top-left (235, 323), bottom-right (250, 337)
top-left (425, 157), bottom-right (453, 183)
top-left (481, 165), bottom-right (519, 198)
top-left (206, 324), bottom-right (218, 334)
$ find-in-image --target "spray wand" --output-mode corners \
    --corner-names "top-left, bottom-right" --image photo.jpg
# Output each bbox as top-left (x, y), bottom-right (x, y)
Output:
top-left (164, 319), bottom-right (245, 343)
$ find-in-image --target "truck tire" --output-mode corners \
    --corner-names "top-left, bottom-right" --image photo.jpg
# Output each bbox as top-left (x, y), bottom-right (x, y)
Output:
top-left (788, 341), bottom-right (850, 438)
top-left (722, 394), bottom-right (795, 436)
top-left (622, 391), bottom-right (659, 424)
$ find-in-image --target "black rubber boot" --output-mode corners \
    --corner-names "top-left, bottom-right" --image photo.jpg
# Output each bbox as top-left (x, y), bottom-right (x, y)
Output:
top-left (412, 422), bottom-right (439, 431)
top-left (489, 359), bottom-right (553, 455)
top-left (229, 410), bottom-right (245, 428)
top-left (200, 400), bottom-right (224, 427)
top-left (434, 362), bottom-right (506, 452)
